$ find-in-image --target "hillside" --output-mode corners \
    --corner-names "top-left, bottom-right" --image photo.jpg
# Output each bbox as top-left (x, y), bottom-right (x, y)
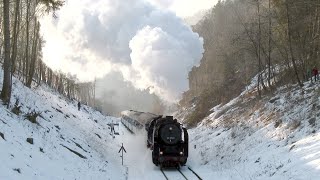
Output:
top-left (180, 0), bottom-right (320, 127)
top-left (0, 71), bottom-right (125, 179)
top-left (185, 76), bottom-right (320, 179)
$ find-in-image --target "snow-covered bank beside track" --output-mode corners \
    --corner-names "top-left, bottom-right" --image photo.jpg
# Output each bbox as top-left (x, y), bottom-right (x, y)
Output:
top-left (0, 70), bottom-right (125, 179)
top-left (186, 79), bottom-right (320, 179)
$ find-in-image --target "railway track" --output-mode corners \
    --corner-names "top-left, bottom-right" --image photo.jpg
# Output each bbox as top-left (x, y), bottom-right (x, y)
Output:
top-left (160, 166), bottom-right (202, 180)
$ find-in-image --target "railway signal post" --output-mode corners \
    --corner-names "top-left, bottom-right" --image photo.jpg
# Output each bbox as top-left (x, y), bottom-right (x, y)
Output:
top-left (118, 143), bottom-right (126, 165)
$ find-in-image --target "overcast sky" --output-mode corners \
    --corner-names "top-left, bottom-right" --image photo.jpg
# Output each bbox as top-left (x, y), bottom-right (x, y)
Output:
top-left (40, 0), bottom-right (218, 103)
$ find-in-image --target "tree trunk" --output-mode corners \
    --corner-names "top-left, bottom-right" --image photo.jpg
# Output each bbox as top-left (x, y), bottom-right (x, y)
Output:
top-left (48, 68), bottom-right (52, 87)
top-left (26, 20), bottom-right (39, 88)
top-left (38, 60), bottom-right (43, 84)
top-left (286, 0), bottom-right (303, 87)
top-left (25, 0), bottom-right (30, 84)
top-left (257, 0), bottom-right (262, 97)
top-left (1, 0), bottom-right (12, 105)
top-left (11, 0), bottom-right (20, 74)
top-left (268, 0), bottom-right (272, 88)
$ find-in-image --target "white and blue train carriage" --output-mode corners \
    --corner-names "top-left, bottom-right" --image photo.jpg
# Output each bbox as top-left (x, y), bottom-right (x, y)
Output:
top-left (120, 110), bottom-right (160, 134)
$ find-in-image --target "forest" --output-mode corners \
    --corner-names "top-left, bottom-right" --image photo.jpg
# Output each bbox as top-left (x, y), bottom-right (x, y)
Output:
top-left (181, 0), bottom-right (320, 126)
top-left (0, 0), bottom-right (97, 108)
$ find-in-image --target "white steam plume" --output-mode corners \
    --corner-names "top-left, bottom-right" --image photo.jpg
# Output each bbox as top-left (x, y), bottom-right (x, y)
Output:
top-left (148, 0), bottom-right (218, 18)
top-left (40, 0), bottom-right (204, 103)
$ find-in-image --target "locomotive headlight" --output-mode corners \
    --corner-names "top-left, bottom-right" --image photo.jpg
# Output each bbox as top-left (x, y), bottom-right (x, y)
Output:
top-left (180, 151), bottom-right (183, 155)
top-left (160, 151), bottom-right (163, 155)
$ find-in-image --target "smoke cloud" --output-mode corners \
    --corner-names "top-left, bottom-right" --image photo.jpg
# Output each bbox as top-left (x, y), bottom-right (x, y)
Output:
top-left (148, 0), bottom-right (218, 18)
top-left (40, 0), bottom-right (204, 103)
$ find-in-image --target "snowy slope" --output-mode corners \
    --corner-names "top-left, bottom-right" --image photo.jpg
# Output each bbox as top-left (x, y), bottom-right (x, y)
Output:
top-left (1, 65), bottom-right (320, 180)
top-left (187, 78), bottom-right (320, 179)
top-left (0, 71), bottom-right (126, 179)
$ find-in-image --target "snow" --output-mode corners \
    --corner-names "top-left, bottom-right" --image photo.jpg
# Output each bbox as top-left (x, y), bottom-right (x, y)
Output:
top-left (1, 65), bottom-right (320, 180)
top-left (187, 79), bottom-right (320, 179)
top-left (0, 70), bottom-right (126, 179)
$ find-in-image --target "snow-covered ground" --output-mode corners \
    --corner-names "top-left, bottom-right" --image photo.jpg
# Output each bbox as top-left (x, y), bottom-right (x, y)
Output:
top-left (0, 71), bottom-right (126, 179)
top-left (1, 66), bottom-right (320, 180)
top-left (187, 79), bottom-right (320, 179)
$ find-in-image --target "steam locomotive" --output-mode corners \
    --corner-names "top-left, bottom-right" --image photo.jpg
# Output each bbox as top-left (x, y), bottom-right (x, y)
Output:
top-left (121, 110), bottom-right (188, 167)
top-left (147, 115), bottom-right (188, 167)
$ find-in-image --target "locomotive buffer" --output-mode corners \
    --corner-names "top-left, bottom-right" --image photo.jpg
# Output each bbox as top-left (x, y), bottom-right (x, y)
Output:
top-left (118, 143), bottom-right (127, 165)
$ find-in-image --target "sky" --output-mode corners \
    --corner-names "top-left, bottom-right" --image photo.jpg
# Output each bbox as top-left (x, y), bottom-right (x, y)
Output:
top-left (40, 0), bottom-right (218, 103)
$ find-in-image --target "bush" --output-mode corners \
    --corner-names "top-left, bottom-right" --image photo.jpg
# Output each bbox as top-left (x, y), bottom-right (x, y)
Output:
top-left (289, 120), bottom-right (301, 130)
top-left (308, 118), bottom-right (316, 127)
top-left (24, 111), bottom-right (41, 124)
top-left (11, 99), bottom-right (22, 115)
top-left (274, 120), bottom-right (282, 128)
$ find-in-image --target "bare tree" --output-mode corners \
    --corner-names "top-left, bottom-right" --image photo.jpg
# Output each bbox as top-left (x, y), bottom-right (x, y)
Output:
top-left (11, 0), bottom-right (20, 74)
top-left (26, 19), bottom-right (40, 88)
top-left (1, 0), bottom-right (11, 105)
top-left (285, 0), bottom-right (303, 87)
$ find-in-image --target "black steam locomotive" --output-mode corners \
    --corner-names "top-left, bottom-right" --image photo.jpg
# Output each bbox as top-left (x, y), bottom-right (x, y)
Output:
top-left (146, 116), bottom-right (188, 167)
top-left (121, 110), bottom-right (188, 167)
